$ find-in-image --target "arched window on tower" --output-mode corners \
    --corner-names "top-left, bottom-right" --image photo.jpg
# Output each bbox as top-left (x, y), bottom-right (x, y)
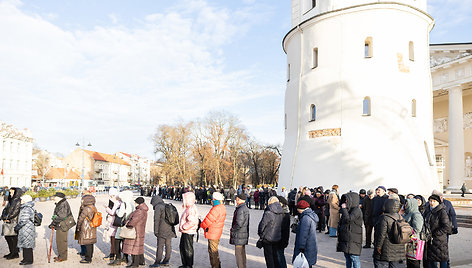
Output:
top-left (412, 99), bottom-right (417, 117)
top-left (313, 47), bottom-right (318, 69)
top-left (310, 104), bottom-right (316, 121)
top-left (365, 37), bottom-right (373, 58)
top-left (409, 41), bottom-right (414, 61)
top-left (363, 97), bottom-right (371, 116)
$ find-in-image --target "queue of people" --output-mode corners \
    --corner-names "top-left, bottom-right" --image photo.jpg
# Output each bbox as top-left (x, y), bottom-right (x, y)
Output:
top-left (0, 184), bottom-right (461, 268)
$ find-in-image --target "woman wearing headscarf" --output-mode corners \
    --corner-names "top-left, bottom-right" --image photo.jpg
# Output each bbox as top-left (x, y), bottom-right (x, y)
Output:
top-left (15, 194), bottom-right (36, 265)
top-left (109, 190), bottom-right (134, 266)
top-left (104, 188), bottom-right (120, 262)
top-left (1, 187), bottom-right (23, 259)
top-left (403, 197), bottom-right (423, 268)
top-left (179, 191), bottom-right (199, 268)
top-left (76, 193), bottom-right (97, 264)
top-left (122, 197), bottom-right (148, 267)
top-left (293, 199), bottom-right (319, 268)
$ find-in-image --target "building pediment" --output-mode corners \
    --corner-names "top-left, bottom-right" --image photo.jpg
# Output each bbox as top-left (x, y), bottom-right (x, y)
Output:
top-left (430, 43), bottom-right (472, 68)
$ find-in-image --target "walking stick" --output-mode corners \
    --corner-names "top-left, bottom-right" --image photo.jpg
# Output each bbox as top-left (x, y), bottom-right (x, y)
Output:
top-left (48, 226), bottom-right (54, 263)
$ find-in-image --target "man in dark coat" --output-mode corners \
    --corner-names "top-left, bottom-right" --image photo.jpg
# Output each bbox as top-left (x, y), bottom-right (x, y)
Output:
top-left (49, 192), bottom-right (74, 262)
top-left (423, 194), bottom-right (451, 268)
top-left (337, 192), bottom-right (363, 268)
top-left (258, 196), bottom-right (284, 268)
top-left (363, 189), bottom-right (374, 248)
top-left (371, 186), bottom-right (388, 228)
top-left (373, 199), bottom-right (405, 267)
top-left (1, 187), bottom-right (23, 259)
top-left (288, 188), bottom-right (297, 216)
top-left (276, 196), bottom-right (291, 268)
top-left (150, 195), bottom-right (176, 267)
top-left (230, 193), bottom-right (250, 268)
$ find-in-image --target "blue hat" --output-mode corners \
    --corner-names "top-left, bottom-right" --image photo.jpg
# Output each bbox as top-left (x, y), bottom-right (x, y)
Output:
top-left (376, 186), bottom-right (386, 192)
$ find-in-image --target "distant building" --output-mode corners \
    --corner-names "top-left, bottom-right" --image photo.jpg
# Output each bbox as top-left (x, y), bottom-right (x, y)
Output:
top-left (431, 42), bottom-right (472, 191)
top-left (117, 152), bottom-right (151, 185)
top-left (0, 121), bottom-right (33, 187)
top-left (65, 148), bottom-right (131, 187)
top-left (44, 167), bottom-right (82, 187)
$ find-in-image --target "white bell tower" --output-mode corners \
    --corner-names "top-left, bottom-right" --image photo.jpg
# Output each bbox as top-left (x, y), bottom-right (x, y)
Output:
top-left (279, 0), bottom-right (439, 195)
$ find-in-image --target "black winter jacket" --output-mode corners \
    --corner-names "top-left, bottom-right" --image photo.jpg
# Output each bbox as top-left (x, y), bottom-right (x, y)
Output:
top-left (424, 203), bottom-right (450, 262)
top-left (151, 195), bottom-right (176, 239)
top-left (373, 199), bottom-right (405, 262)
top-left (1, 187), bottom-right (23, 222)
top-left (230, 203), bottom-right (250, 245)
top-left (372, 195), bottom-right (388, 226)
top-left (258, 202), bottom-right (284, 243)
top-left (337, 192), bottom-right (363, 256)
top-left (51, 198), bottom-right (73, 231)
top-left (278, 210), bottom-right (291, 249)
top-left (363, 196), bottom-right (373, 226)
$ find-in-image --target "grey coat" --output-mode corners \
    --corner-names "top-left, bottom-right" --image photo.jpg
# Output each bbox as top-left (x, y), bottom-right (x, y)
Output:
top-left (151, 195), bottom-right (176, 239)
top-left (16, 201), bottom-right (36, 249)
top-left (230, 203), bottom-right (250, 245)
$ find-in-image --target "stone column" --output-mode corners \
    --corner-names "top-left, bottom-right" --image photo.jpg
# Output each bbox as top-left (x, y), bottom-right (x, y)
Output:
top-left (448, 86), bottom-right (464, 191)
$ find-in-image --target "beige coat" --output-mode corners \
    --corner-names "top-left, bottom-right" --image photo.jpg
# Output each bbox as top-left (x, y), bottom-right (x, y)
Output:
top-left (327, 192), bottom-right (340, 228)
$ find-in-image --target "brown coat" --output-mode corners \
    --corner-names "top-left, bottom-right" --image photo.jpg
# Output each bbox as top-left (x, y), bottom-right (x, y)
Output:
top-left (76, 195), bottom-right (97, 245)
top-left (328, 192), bottom-right (340, 228)
top-left (123, 202), bottom-right (149, 255)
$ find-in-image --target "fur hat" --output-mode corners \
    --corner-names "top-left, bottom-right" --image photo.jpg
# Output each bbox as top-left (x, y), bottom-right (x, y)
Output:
top-left (428, 194), bottom-right (442, 204)
top-left (431, 189), bottom-right (443, 197)
top-left (21, 194), bottom-right (32, 203)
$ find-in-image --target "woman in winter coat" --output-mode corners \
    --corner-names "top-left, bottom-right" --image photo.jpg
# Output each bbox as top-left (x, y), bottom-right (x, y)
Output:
top-left (293, 200), bottom-right (319, 268)
top-left (312, 191), bottom-right (326, 232)
top-left (373, 199), bottom-right (405, 267)
top-left (423, 195), bottom-right (450, 268)
top-left (179, 191), bottom-right (199, 268)
top-left (258, 196), bottom-right (284, 268)
top-left (76, 194), bottom-right (98, 264)
top-left (109, 190), bottom-right (134, 266)
top-left (104, 188), bottom-right (121, 262)
top-left (403, 197), bottom-right (423, 268)
top-left (14, 194), bottom-right (36, 265)
top-left (276, 196), bottom-right (291, 268)
top-left (336, 192), bottom-right (363, 268)
top-left (1, 187), bottom-right (23, 259)
top-left (327, 191), bottom-right (340, 237)
top-left (414, 195), bottom-right (427, 215)
top-left (123, 197), bottom-right (148, 267)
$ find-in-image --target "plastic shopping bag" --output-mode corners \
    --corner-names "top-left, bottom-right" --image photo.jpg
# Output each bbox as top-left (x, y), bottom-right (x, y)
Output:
top-left (293, 252), bottom-right (309, 268)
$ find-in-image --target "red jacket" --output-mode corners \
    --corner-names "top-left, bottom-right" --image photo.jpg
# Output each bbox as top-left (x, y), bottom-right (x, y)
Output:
top-left (201, 204), bottom-right (226, 240)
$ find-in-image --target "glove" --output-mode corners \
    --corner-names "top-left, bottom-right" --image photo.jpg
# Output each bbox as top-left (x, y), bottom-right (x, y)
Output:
top-left (299, 248), bottom-right (304, 253)
top-left (452, 228), bottom-right (458, 235)
top-left (14, 225), bottom-right (20, 233)
top-left (256, 239), bottom-right (263, 249)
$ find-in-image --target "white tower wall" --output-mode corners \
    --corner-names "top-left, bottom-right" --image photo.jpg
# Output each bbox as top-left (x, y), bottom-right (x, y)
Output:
top-left (280, 2), bottom-right (439, 195)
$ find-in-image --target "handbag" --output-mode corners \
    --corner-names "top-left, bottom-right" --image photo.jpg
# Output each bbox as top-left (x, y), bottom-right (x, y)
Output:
top-left (406, 235), bottom-right (425, 260)
top-left (119, 226), bottom-right (136, 239)
top-left (113, 203), bottom-right (126, 227)
top-left (58, 215), bottom-right (76, 231)
top-left (2, 222), bottom-right (17, 236)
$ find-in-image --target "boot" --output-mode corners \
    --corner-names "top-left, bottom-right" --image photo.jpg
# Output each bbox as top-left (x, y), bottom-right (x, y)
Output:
top-left (103, 254), bottom-right (115, 261)
top-left (108, 259), bottom-right (122, 266)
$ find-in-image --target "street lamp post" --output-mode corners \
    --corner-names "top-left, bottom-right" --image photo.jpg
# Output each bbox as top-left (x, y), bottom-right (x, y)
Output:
top-left (76, 139), bottom-right (92, 189)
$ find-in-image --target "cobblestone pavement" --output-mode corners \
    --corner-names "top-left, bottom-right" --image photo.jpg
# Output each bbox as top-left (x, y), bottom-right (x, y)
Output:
top-left (1, 193), bottom-right (471, 267)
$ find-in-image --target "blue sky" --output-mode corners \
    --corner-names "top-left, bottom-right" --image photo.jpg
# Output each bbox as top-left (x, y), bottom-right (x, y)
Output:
top-left (0, 0), bottom-right (470, 159)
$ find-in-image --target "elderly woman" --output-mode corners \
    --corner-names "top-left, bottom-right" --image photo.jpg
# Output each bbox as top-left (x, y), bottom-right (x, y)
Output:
top-left (258, 196), bottom-right (284, 268)
top-left (15, 194), bottom-right (36, 265)
top-left (76, 193), bottom-right (97, 264)
top-left (103, 188), bottom-right (120, 262)
top-left (122, 197), bottom-right (148, 267)
top-left (327, 190), bottom-right (340, 237)
top-left (293, 199), bottom-right (319, 268)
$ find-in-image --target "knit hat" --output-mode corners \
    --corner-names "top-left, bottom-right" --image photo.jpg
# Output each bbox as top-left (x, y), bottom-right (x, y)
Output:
top-left (135, 197), bottom-right (145, 204)
top-left (212, 192), bottom-right (224, 201)
top-left (359, 189), bottom-right (366, 195)
top-left (236, 193), bottom-right (247, 201)
top-left (376, 186), bottom-right (386, 192)
top-left (367, 189), bottom-right (374, 195)
top-left (431, 189), bottom-right (443, 197)
top-left (21, 194), bottom-right (32, 203)
top-left (54, 192), bottom-right (66, 198)
top-left (297, 200), bottom-right (310, 209)
top-left (428, 194), bottom-right (442, 203)
top-left (109, 187), bottom-right (119, 196)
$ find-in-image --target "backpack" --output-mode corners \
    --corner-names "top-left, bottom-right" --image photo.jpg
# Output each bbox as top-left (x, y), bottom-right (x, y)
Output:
top-left (33, 210), bottom-right (43, 226)
top-left (88, 208), bottom-right (102, 228)
top-left (164, 203), bottom-right (179, 226)
top-left (386, 215), bottom-right (412, 244)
